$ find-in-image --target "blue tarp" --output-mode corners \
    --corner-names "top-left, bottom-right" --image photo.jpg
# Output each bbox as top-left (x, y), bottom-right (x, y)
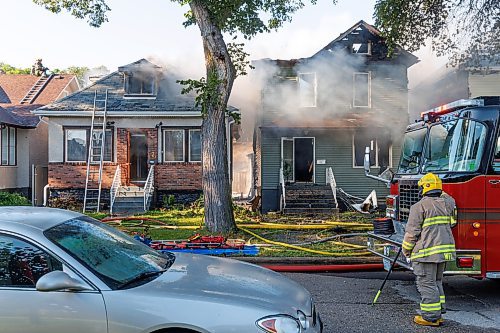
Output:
top-left (158, 245), bottom-right (259, 256)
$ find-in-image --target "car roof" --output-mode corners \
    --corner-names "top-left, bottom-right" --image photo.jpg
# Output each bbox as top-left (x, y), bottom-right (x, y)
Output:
top-left (0, 206), bottom-right (83, 231)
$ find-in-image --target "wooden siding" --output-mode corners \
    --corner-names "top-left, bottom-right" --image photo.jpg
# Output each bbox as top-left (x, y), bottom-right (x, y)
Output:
top-left (261, 128), bottom-right (402, 198)
top-left (469, 73), bottom-right (500, 98)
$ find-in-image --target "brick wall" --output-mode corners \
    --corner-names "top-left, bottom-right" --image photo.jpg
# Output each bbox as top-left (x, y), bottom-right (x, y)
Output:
top-left (156, 163), bottom-right (202, 190)
top-left (49, 163), bottom-right (118, 189)
top-left (49, 128), bottom-right (202, 191)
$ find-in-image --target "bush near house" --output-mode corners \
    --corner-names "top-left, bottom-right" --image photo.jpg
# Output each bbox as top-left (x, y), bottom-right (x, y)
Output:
top-left (0, 192), bottom-right (31, 206)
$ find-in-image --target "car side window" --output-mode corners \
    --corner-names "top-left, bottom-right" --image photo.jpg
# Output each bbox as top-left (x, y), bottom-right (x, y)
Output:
top-left (0, 234), bottom-right (63, 288)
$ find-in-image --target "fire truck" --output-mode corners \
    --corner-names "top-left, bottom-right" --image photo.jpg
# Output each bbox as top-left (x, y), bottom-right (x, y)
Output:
top-left (365, 97), bottom-right (500, 279)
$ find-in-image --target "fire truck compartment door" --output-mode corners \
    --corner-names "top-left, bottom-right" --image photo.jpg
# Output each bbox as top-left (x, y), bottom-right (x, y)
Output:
top-left (485, 175), bottom-right (500, 273)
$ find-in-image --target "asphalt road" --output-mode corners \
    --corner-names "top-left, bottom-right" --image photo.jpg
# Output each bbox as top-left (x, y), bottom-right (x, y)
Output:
top-left (284, 270), bottom-right (500, 333)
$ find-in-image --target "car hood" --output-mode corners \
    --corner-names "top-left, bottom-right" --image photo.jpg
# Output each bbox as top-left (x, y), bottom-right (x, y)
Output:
top-left (131, 253), bottom-right (312, 316)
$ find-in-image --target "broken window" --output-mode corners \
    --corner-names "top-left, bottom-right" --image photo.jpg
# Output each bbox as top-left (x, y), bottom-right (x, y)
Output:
top-left (353, 131), bottom-right (391, 168)
top-left (189, 129), bottom-right (201, 162)
top-left (65, 128), bottom-right (112, 163)
top-left (352, 42), bottom-right (371, 55)
top-left (353, 72), bottom-right (370, 107)
top-left (0, 126), bottom-right (16, 165)
top-left (125, 73), bottom-right (156, 95)
top-left (163, 130), bottom-right (184, 162)
top-left (298, 72), bottom-right (317, 107)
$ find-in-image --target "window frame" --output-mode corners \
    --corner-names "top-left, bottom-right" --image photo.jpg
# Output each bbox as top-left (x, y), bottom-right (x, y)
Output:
top-left (188, 129), bottom-right (202, 163)
top-left (163, 129), bottom-right (185, 163)
top-left (0, 125), bottom-right (17, 166)
top-left (64, 127), bottom-right (114, 163)
top-left (297, 72), bottom-right (317, 108)
top-left (124, 73), bottom-right (157, 98)
top-left (352, 42), bottom-right (372, 55)
top-left (352, 132), bottom-right (393, 169)
top-left (353, 72), bottom-right (371, 108)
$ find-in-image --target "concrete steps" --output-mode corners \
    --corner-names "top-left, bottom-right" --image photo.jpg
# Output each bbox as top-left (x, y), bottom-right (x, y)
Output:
top-left (112, 185), bottom-right (146, 214)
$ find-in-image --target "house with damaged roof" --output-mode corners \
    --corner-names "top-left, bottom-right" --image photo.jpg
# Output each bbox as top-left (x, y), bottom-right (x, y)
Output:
top-left (252, 20), bottom-right (418, 213)
top-left (34, 59), bottom-right (238, 213)
top-left (0, 71), bottom-right (79, 203)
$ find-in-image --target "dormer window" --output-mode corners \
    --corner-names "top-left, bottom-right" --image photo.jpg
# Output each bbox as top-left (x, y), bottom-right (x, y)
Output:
top-left (352, 42), bottom-right (371, 55)
top-left (124, 73), bottom-right (156, 98)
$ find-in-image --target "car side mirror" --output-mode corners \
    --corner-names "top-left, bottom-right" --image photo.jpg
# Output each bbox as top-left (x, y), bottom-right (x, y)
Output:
top-left (363, 146), bottom-right (371, 174)
top-left (36, 270), bottom-right (92, 292)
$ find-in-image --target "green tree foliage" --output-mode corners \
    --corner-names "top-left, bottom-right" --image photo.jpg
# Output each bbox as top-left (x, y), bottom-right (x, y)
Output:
top-left (0, 63), bottom-right (31, 74)
top-left (374, 0), bottom-right (500, 68)
top-left (32, 0), bottom-right (337, 233)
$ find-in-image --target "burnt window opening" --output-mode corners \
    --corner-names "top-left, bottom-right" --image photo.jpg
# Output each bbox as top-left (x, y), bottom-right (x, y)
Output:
top-left (297, 72), bottom-right (317, 107)
top-left (352, 42), bottom-right (371, 55)
top-left (353, 131), bottom-right (391, 168)
top-left (0, 126), bottom-right (16, 166)
top-left (353, 72), bottom-right (371, 108)
top-left (125, 73), bottom-right (156, 96)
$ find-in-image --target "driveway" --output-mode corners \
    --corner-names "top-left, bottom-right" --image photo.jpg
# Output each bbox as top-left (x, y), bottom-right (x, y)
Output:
top-left (285, 271), bottom-right (500, 333)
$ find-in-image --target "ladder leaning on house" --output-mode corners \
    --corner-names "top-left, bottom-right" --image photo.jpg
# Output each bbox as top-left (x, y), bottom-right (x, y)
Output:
top-left (19, 74), bottom-right (53, 104)
top-left (83, 90), bottom-right (109, 213)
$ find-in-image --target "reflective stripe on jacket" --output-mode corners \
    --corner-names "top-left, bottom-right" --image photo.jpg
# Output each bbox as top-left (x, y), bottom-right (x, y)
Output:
top-left (402, 192), bottom-right (456, 263)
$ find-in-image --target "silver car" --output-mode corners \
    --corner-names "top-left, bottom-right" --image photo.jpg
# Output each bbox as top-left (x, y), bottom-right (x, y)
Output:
top-left (0, 207), bottom-right (322, 333)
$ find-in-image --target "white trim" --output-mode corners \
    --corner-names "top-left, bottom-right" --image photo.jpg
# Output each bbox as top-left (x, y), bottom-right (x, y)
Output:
top-left (65, 128), bottom-right (87, 163)
top-left (188, 129), bottom-right (202, 163)
top-left (281, 137), bottom-right (295, 183)
top-left (163, 129), bottom-right (185, 163)
top-left (353, 72), bottom-right (371, 108)
top-left (123, 95), bottom-right (157, 100)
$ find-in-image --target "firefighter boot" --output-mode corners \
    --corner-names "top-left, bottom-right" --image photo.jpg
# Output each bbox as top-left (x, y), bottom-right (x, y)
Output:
top-left (413, 315), bottom-right (441, 327)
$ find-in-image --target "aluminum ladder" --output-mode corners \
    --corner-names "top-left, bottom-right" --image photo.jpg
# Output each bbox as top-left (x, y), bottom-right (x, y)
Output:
top-left (83, 90), bottom-right (108, 213)
top-left (20, 74), bottom-right (53, 104)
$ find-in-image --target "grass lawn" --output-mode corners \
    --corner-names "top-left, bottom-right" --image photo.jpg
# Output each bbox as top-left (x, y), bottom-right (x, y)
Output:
top-left (87, 205), bottom-right (379, 258)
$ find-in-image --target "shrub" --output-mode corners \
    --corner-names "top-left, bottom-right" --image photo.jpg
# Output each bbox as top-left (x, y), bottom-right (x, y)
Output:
top-left (0, 192), bottom-right (31, 206)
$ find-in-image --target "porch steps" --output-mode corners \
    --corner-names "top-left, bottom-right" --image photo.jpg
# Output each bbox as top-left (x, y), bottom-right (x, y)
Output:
top-left (284, 184), bottom-right (338, 215)
top-left (112, 186), bottom-right (145, 214)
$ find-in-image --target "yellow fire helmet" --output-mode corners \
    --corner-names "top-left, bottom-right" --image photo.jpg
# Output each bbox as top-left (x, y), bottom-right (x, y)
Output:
top-left (418, 173), bottom-right (442, 195)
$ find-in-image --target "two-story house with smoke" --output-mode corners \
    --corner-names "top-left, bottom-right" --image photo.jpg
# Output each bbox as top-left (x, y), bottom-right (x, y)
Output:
top-left (253, 20), bottom-right (418, 213)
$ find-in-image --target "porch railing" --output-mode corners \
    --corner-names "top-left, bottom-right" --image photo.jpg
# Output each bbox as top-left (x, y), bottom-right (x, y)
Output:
top-left (279, 167), bottom-right (286, 212)
top-left (144, 165), bottom-right (155, 211)
top-left (326, 167), bottom-right (338, 208)
top-left (110, 165), bottom-right (121, 214)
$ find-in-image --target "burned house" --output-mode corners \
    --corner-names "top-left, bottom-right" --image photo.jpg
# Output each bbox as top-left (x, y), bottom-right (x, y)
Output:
top-left (253, 20), bottom-right (418, 213)
top-left (34, 59), bottom-right (237, 213)
top-left (0, 71), bottom-right (79, 202)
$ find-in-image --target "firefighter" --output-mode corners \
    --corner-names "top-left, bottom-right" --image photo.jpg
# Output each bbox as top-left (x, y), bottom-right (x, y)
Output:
top-left (402, 173), bottom-right (456, 327)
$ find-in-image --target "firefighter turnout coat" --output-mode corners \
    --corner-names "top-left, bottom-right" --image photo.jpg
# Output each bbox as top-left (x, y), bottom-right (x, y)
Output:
top-left (402, 192), bottom-right (457, 262)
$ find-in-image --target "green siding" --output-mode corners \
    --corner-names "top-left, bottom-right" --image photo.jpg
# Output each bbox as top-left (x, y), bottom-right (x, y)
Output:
top-left (261, 129), bottom-right (403, 199)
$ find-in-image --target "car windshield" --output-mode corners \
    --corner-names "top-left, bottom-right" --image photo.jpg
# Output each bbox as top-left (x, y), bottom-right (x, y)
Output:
top-left (422, 118), bottom-right (487, 173)
top-left (44, 216), bottom-right (175, 289)
top-left (398, 128), bottom-right (427, 174)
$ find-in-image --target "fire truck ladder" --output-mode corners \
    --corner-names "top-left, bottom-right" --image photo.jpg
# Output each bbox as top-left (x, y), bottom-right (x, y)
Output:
top-left (83, 90), bottom-right (109, 213)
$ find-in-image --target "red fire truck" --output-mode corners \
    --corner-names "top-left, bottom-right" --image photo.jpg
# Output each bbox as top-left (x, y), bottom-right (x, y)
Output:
top-left (365, 98), bottom-right (500, 279)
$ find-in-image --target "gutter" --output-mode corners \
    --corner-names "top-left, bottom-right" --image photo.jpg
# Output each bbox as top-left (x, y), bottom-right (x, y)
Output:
top-left (32, 111), bottom-right (203, 117)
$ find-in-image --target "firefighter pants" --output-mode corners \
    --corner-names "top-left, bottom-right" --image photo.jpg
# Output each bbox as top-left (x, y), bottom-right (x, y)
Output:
top-left (412, 262), bottom-right (446, 322)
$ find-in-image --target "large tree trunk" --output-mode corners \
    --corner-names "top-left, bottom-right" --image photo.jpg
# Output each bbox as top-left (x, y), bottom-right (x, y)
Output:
top-left (190, 1), bottom-right (236, 233)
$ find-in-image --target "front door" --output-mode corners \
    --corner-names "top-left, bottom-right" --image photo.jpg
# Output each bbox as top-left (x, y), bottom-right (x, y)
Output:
top-left (130, 133), bottom-right (148, 183)
top-left (281, 138), bottom-right (294, 183)
top-left (294, 138), bottom-right (314, 182)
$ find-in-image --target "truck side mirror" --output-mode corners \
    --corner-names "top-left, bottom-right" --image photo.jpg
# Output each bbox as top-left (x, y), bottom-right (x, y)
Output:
top-left (364, 146), bottom-right (371, 174)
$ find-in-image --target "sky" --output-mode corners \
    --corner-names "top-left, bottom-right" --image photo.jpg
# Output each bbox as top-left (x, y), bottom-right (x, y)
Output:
top-left (0, 0), bottom-right (445, 84)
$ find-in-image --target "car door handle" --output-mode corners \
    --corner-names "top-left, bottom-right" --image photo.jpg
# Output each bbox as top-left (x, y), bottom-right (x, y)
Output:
top-left (489, 179), bottom-right (500, 185)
